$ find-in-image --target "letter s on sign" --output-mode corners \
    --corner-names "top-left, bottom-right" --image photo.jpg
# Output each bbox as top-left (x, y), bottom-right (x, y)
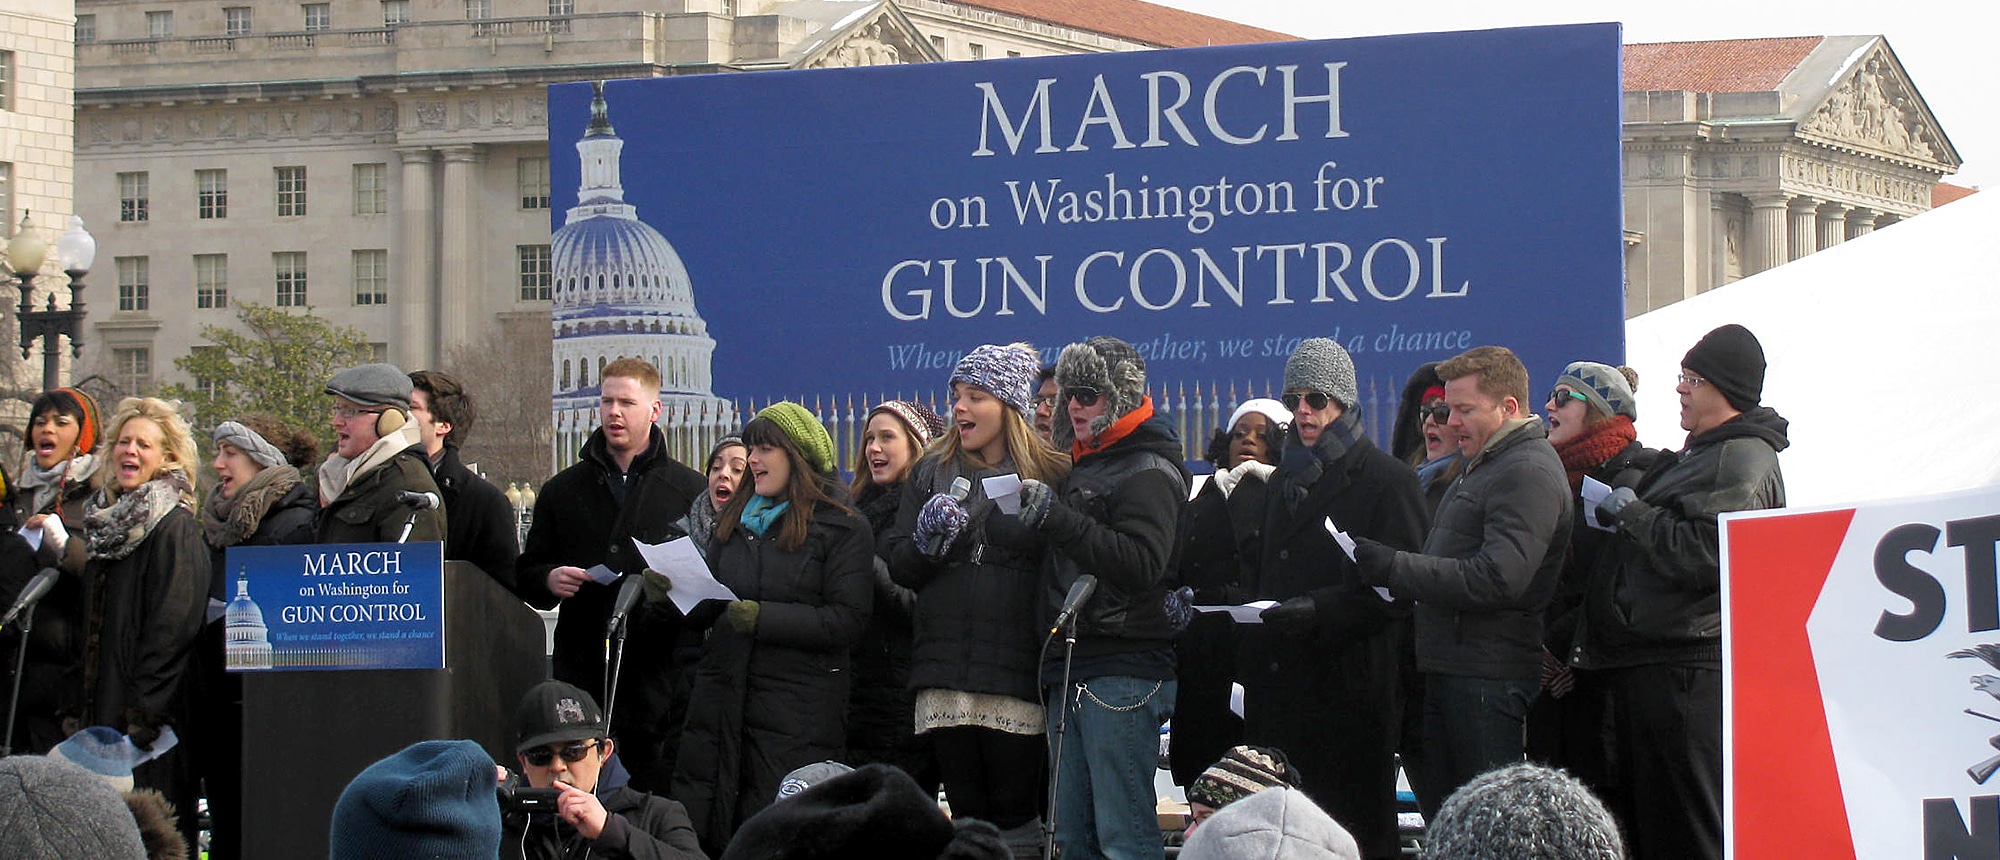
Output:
top-left (1874, 523), bottom-right (1945, 642)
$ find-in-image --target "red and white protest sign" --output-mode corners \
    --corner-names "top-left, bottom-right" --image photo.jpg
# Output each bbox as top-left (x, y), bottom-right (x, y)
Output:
top-left (1725, 486), bottom-right (2000, 859)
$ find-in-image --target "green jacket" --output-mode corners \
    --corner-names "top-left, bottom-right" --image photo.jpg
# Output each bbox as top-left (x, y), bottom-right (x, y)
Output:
top-left (315, 445), bottom-right (447, 546)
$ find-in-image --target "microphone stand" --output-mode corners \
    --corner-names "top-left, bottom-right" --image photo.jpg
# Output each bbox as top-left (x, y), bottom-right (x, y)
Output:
top-left (1043, 613), bottom-right (1082, 860)
top-left (3, 608), bottom-right (35, 757)
top-left (602, 606), bottom-right (633, 730)
top-left (396, 510), bottom-right (421, 544)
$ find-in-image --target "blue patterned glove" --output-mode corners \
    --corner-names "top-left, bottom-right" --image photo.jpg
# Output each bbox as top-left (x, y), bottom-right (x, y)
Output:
top-left (914, 492), bottom-right (970, 559)
top-left (1164, 586), bottom-right (1197, 633)
top-left (1018, 479), bottom-right (1055, 529)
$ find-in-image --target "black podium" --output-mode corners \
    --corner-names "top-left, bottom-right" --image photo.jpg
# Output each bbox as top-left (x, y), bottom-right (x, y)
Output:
top-left (242, 560), bottom-right (546, 858)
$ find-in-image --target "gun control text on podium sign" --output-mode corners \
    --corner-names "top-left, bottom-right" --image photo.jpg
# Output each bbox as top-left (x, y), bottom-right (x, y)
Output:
top-left (221, 542), bottom-right (446, 672)
top-left (1724, 486), bottom-right (2000, 859)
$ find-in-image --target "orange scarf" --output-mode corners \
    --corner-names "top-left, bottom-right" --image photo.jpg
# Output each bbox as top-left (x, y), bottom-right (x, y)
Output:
top-left (1073, 396), bottom-right (1155, 459)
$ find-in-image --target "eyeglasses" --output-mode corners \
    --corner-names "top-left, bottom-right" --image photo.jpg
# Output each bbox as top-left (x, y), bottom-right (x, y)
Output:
top-left (1033, 394), bottom-right (1060, 409)
top-left (521, 740), bottom-right (603, 767)
top-left (1281, 390), bottom-right (1333, 412)
top-left (1548, 388), bottom-right (1589, 407)
top-left (1423, 402), bottom-right (1451, 424)
top-left (330, 405), bottom-right (384, 422)
top-left (1064, 387), bottom-right (1103, 407)
top-left (1677, 372), bottom-right (1708, 389)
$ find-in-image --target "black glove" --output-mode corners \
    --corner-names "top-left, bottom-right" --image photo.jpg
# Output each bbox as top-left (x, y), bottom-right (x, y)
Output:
top-left (1260, 595), bottom-right (1316, 633)
top-left (1597, 486), bottom-right (1639, 526)
top-left (123, 707), bottom-right (170, 751)
top-left (1352, 537), bottom-right (1395, 586)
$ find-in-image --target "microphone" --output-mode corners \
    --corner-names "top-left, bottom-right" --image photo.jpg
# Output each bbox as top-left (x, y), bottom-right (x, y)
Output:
top-left (1049, 574), bottom-right (1097, 635)
top-left (606, 573), bottom-right (645, 638)
top-left (396, 491), bottom-right (442, 510)
top-left (1, 569), bottom-right (58, 629)
top-left (921, 476), bottom-right (974, 557)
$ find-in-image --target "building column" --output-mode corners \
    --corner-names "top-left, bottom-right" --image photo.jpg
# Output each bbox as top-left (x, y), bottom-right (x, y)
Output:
top-left (395, 147), bottom-right (438, 370)
top-left (1847, 208), bottom-right (1879, 239)
top-left (1816, 202), bottom-right (1851, 252)
top-left (1746, 193), bottom-right (1790, 275)
top-left (438, 144), bottom-right (485, 358)
top-left (1787, 197), bottom-right (1820, 261)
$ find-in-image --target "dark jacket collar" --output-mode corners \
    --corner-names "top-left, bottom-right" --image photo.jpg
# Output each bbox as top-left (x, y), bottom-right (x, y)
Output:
top-left (1684, 406), bottom-right (1791, 453)
top-left (580, 425), bottom-right (667, 477)
top-left (1075, 414), bottom-right (1188, 480)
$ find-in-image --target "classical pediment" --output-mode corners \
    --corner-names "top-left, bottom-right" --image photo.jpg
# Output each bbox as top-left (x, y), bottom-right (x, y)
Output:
top-left (774, 1), bottom-right (940, 70)
top-left (1797, 41), bottom-right (1957, 169)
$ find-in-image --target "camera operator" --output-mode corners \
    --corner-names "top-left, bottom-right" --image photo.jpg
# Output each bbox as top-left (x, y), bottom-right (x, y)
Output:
top-left (501, 680), bottom-right (708, 860)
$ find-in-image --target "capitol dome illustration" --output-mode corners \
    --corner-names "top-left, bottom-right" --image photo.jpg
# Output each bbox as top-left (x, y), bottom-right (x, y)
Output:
top-left (550, 81), bottom-right (736, 468)
top-left (225, 568), bottom-right (274, 670)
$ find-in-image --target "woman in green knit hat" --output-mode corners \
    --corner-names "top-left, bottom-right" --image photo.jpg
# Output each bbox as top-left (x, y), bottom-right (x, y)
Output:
top-left (670, 401), bottom-right (877, 854)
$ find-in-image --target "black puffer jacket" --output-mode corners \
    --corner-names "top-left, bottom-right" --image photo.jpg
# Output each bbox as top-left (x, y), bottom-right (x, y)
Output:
top-left (432, 445), bottom-right (521, 592)
top-left (1382, 419), bottom-right (1573, 682)
top-left (671, 503), bottom-right (874, 851)
top-left (1571, 408), bottom-right (1789, 669)
top-left (886, 454), bottom-right (1049, 702)
top-left (1037, 415), bottom-right (1188, 665)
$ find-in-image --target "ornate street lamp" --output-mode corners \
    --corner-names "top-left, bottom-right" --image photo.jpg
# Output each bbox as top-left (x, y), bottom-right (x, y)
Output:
top-left (3, 212), bottom-right (94, 391)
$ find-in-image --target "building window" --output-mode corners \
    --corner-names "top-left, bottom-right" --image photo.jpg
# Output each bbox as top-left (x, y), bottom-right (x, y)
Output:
top-left (929, 35), bottom-right (943, 54)
top-left (76, 15), bottom-right (96, 43)
top-left (369, 343), bottom-right (390, 363)
top-left (116, 256), bottom-right (150, 311)
top-left (548, 0), bottom-right (573, 14)
top-left (0, 163), bottom-right (11, 235)
top-left (195, 254), bottom-right (228, 309)
top-left (224, 7), bottom-right (252, 35)
top-left (191, 346), bottom-right (225, 399)
top-left (196, 169), bottom-right (227, 219)
top-left (147, 10), bottom-right (174, 38)
top-left (113, 348), bottom-right (153, 395)
top-left (303, 3), bottom-right (331, 30)
top-left (968, 43), bottom-right (984, 61)
top-left (518, 245), bottom-right (552, 301)
top-left (275, 166), bottom-right (307, 217)
top-left (118, 172), bottom-right (149, 222)
top-left (465, 0), bottom-right (489, 19)
top-left (382, 0), bottom-right (410, 25)
top-left (353, 163), bottom-right (387, 215)
top-left (353, 249), bottom-right (388, 305)
top-left (274, 252), bottom-right (308, 306)
top-left (0, 52), bottom-right (13, 111)
top-left (1007, 50), bottom-right (1021, 58)
top-left (518, 158), bottom-right (549, 209)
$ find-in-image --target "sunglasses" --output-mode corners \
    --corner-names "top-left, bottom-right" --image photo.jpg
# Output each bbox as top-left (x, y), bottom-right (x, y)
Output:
top-left (1281, 391), bottom-right (1333, 412)
top-left (1423, 402), bottom-right (1451, 424)
top-left (1548, 388), bottom-right (1589, 407)
top-left (521, 740), bottom-right (603, 767)
top-left (1064, 387), bottom-right (1103, 407)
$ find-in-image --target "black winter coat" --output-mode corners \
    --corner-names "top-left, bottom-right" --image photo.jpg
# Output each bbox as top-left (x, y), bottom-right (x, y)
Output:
top-left (844, 482), bottom-right (933, 786)
top-left (316, 445), bottom-right (447, 545)
top-left (2, 467), bottom-right (94, 752)
top-left (432, 446), bottom-right (521, 592)
top-left (1543, 441), bottom-right (1659, 656)
top-left (671, 503), bottom-right (874, 851)
top-left (502, 759), bottom-right (707, 860)
top-left (84, 505), bottom-right (209, 728)
top-left (1572, 408), bottom-right (1789, 669)
top-left (1240, 427), bottom-right (1427, 860)
top-left (886, 454), bottom-right (1049, 702)
top-left (206, 481), bottom-right (318, 597)
top-left (1383, 419), bottom-right (1573, 682)
top-left (1165, 474), bottom-right (1268, 786)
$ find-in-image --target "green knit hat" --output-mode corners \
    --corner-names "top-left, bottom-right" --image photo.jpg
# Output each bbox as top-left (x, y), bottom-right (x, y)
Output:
top-left (756, 402), bottom-right (836, 475)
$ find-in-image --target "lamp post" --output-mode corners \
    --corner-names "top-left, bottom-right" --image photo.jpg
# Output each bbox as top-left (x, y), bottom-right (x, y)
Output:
top-left (3, 212), bottom-right (95, 392)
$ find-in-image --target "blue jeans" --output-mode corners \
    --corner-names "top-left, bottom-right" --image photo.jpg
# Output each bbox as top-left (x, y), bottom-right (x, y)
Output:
top-left (1418, 673), bottom-right (1538, 812)
top-left (1047, 676), bottom-right (1175, 860)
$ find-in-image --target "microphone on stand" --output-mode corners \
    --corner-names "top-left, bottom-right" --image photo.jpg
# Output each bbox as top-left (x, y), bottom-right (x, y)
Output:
top-left (0, 569), bottom-right (57, 630)
top-left (1049, 575), bottom-right (1097, 635)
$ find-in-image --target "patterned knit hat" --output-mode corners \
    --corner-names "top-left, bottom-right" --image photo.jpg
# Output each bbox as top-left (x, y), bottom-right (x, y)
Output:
top-left (756, 402), bottom-right (837, 475)
top-left (1187, 745), bottom-right (1300, 810)
top-left (329, 740), bottom-right (501, 860)
top-left (949, 342), bottom-right (1041, 416)
top-left (1556, 361), bottom-right (1638, 421)
top-left (1283, 338), bottom-right (1359, 412)
top-left (1423, 762), bottom-right (1624, 860)
top-left (25, 387), bottom-right (102, 455)
top-left (1052, 336), bottom-right (1148, 449)
top-left (869, 400), bottom-right (946, 449)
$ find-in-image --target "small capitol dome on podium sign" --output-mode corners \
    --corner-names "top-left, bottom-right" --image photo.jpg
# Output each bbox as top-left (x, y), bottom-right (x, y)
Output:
top-left (225, 568), bottom-right (274, 670)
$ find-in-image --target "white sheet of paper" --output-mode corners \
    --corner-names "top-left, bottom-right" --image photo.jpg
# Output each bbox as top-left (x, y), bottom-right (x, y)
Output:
top-left (18, 525), bottom-right (41, 552)
top-left (1194, 600), bottom-right (1278, 624)
top-left (1580, 476), bottom-right (1617, 533)
top-left (585, 564), bottom-right (619, 586)
top-left (1323, 517), bottom-right (1358, 561)
top-left (982, 474), bottom-right (1024, 515)
top-left (633, 537), bottom-right (737, 615)
top-left (1228, 682), bottom-right (1246, 718)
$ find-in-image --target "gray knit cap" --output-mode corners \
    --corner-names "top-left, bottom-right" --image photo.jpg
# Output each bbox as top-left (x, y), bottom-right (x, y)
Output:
top-left (1423, 762), bottom-right (1625, 860)
top-left (212, 421), bottom-right (288, 469)
top-left (950, 343), bottom-right (1041, 417)
top-left (0, 755), bottom-right (149, 859)
top-left (1053, 336), bottom-right (1148, 450)
top-left (325, 363), bottom-right (413, 410)
top-left (1283, 338), bottom-right (1359, 411)
top-left (1556, 362), bottom-right (1637, 421)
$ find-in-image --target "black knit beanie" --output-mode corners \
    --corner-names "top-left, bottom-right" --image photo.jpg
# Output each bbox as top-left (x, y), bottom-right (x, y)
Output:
top-left (721, 763), bottom-right (1009, 860)
top-left (1681, 324), bottom-right (1765, 412)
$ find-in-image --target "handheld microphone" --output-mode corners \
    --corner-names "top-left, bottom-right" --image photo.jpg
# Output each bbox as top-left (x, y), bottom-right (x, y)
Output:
top-left (1049, 574), bottom-right (1097, 635)
top-left (606, 573), bottom-right (645, 638)
top-left (921, 476), bottom-right (974, 557)
top-left (396, 491), bottom-right (442, 510)
top-left (1, 569), bottom-right (59, 629)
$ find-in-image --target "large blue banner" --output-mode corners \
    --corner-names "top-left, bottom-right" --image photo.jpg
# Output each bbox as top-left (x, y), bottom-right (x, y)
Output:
top-left (221, 543), bottom-right (445, 672)
top-left (548, 24), bottom-right (1624, 443)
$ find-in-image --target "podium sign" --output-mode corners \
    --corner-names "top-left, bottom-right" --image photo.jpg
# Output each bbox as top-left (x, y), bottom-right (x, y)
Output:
top-left (222, 542), bottom-right (445, 672)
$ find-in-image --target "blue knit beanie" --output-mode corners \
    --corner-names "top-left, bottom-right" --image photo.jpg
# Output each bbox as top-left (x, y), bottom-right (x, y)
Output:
top-left (950, 342), bottom-right (1041, 416)
top-left (329, 740), bottom-right (501, 859)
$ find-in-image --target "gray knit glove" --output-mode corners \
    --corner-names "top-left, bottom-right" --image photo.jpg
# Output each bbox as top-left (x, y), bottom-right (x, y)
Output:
top-left (1017, 479), bottom-right (1055, 529)
top-left (1597, 486), bottom-right (1639, 525)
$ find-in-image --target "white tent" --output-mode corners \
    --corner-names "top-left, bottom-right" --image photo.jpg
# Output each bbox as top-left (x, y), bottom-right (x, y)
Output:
top-left (1623, 190), bottom-right (2000, 508)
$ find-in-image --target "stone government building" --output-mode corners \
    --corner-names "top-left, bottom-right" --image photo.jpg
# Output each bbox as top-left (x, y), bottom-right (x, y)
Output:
top-left (49, 0), bottom-right (1966, 467)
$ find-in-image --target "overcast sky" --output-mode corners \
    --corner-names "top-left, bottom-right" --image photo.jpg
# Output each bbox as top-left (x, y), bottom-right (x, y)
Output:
top-left (1150, 0), bottom-right (1991, 189)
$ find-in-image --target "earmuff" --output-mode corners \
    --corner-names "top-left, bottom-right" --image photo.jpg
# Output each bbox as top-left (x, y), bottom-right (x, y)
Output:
top-left (376, 407), bottom-right (408, 436)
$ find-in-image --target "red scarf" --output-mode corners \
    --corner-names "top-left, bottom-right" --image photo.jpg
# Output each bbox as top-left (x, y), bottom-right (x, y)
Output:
top-left (1554, 415), bottom-right (1637, 491)
top-left (1073, 396), bottom-right (1155, 459)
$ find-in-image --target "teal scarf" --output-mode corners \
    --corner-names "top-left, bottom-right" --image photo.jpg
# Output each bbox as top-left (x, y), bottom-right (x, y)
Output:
top-left (740, 495), bottom-right (791, 538)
